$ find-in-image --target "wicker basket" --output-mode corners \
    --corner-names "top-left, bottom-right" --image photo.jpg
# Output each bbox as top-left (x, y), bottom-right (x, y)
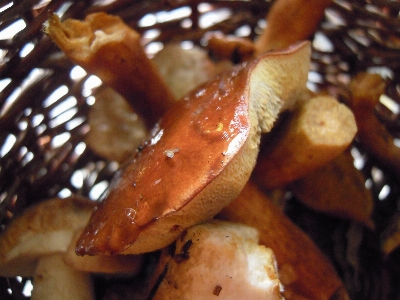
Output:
top-left (1, 0), bottom-right (399, 299)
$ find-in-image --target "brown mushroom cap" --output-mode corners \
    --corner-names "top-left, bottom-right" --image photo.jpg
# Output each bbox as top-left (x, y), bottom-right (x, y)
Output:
top-left (76, 42), bottom-right (311, 256)
top-left (0, 196), bottom-right (95, 277)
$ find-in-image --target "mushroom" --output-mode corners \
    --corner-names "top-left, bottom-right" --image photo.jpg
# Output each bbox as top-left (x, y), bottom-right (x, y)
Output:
top-left (381, 212), bottom-right (400, 256)
top-left (0, 196), bottom-right (96, 300)
top-left (349, 72), bottom-right (400, 177)
top-left (218, 181), bottom-right (350, 300)
top-left (75, 41), bottom-right (311, 256)
top-left (31, 254), bottom-right (94, 300)
top-left (150, 220), bottom-right (283, 300)
top-left (255, 0), bottom-right (333, 54)
top-left (85, 87), bottom-right (148, 163)
top-left (290, 150), bottom-right (375, 228)
top-left (205, 31), bottom-right (255, 63)
top-left (64, 230), bottom-right (143, 274)
top-left (152, 43), bottom-right (222, 99)
top-left (252, 94), bottom-right (357, 190)
top-left (0, 196), bottom-right (144, 299)
top-left (45, 12), bottom-right (176, 128)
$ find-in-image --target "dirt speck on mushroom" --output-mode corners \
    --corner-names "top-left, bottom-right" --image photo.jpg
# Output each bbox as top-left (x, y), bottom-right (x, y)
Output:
top-left (213, 285), bottom-right (222, 296)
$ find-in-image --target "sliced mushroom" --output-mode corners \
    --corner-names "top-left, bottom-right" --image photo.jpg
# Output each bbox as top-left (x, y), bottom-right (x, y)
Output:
top-left (75, 42), bottom-right (311, 256)
top-left (0, 196), bottom-right (96, 300)
top-left (150, 220), bottom-right (283, 300)
top-left (253, 94), bottom-right (357, 190)
top-left (218, 181), bottom-right (350, 300)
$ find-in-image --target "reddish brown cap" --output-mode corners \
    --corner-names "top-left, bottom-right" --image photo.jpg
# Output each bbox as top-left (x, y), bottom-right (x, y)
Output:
top-left (76, 42), bottom-right (311, 256)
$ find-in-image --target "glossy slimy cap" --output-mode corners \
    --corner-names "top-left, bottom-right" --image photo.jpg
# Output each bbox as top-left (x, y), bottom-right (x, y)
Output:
top-left (76, 42), bottom-right (311, 255)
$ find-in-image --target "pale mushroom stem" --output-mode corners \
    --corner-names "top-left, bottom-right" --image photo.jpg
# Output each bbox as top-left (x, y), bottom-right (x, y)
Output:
top-left (252, 95), bottom-right (357, 190)
top-left (32, 254), bottom-right (94, 300)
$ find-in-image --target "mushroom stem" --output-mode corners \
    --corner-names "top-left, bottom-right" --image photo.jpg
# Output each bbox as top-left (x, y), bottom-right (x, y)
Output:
top-left (218, 181), bottom-right (349, 300)
top-left (349, 72), bottom-right (400, 177)
top-left (32, 253), bottom-right (94, 300)
top-left (289, 150), bottom-right (375, 229)
top-left (255, 0), bottom-right (333, 54)
top-left (252, 95), bottom-right (357, 190)
top-left (45, 13), bottom-right (176, 128)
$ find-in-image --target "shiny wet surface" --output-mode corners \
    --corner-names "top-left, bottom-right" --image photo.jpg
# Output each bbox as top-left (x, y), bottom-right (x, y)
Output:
top-left (76, 63), bottom-right (252, 255)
